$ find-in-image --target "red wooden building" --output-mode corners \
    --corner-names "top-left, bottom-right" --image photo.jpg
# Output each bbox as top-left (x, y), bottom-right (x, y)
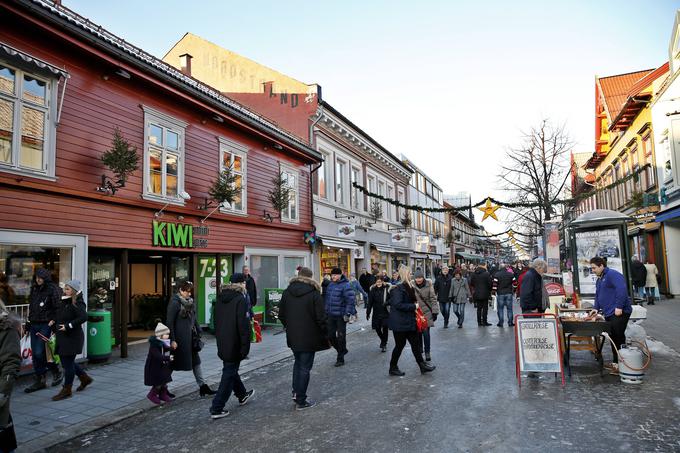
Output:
top-left (0, 0), bottom-right (321, 356)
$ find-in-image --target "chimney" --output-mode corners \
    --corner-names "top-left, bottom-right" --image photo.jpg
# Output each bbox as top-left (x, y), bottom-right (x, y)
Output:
top-left (179, 53), bottom-right (192, 76)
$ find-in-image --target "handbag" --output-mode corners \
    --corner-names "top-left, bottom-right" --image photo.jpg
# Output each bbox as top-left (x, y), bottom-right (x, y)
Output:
top-left (415, 306), bottom-right (428, 333)
top-left (191, 326), bottom-right (204, 352)
top-left (20, 333), bottom-right (32, 368)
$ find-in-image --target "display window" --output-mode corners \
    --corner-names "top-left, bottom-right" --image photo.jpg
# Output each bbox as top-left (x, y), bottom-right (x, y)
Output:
top-left (320, 247), bottom-right (351, 277)
top-left (370, 248), bottom-right (388, 273)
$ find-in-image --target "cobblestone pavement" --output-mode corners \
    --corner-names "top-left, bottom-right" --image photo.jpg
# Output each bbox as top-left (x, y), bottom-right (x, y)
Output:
top-left (49, 302), bottom-right (680, 453)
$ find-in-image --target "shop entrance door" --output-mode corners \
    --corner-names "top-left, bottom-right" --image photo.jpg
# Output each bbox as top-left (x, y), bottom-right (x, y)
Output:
top-left (88, 250), bottom-right (119, 346)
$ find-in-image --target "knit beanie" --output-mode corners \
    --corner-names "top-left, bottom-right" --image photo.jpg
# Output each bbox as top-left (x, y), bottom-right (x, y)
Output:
top-left (330, 267), bottom-right (343, 276)
top-left (65, 280), bottom-right (82, 293)
top-left (155, 322), bottom-right (170, 338)
top-left (414, 269), bottom-right (425, 279)
top-left (230, 273), bottom-right (246, 284)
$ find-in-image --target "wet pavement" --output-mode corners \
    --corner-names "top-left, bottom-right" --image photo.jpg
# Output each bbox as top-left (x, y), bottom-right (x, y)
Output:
top-left (49, 302), bottom-right (680, 453)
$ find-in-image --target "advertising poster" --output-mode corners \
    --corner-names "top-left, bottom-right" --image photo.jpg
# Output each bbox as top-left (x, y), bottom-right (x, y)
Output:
top-left (575, 228), bottom-right (622, 295)
top-left (544, 222), bottom-right (560, 274)
top-left (196, 255), bottom-right (232, 325)
top-left (264, 288), bottom-right (285, 326)
top-left (536, 236), bottom-right (544, 260)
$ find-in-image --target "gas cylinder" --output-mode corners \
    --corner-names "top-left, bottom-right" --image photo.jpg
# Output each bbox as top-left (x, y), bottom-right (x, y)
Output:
top-left (618, 346), bottom-right (645, 384)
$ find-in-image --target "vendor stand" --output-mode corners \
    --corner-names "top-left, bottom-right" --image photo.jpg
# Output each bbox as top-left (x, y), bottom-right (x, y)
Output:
top-left (558, 309), bottom-right (611, 377)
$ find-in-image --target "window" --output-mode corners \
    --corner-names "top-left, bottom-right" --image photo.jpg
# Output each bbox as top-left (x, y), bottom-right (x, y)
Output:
top-left (387, 184), bottom-right (394, 221)
top-left (631, 146), bottom-right (641, 194)
top-left (0, 62), bottom-right (57, 179)
top-left (397, 187), bottom-right (405, 221)
top-left (641, 134), bottom-right (656, 190)
top-left (622, 154), bottom-right (631, 202)
top-left (143, 106), bottom-right (187, 203)
top-left (335, 159), bottom-right (346, 205)
top-left (378, 181), bottom-right (385, 220)
top-left (312, 154), bottom-right (328, 199)
top-left (281, 164), bottom-right (299, 223)
top-left (350, 166), bottom-right (362, 210)
top-left (219, 137), bottom-right (248, 214)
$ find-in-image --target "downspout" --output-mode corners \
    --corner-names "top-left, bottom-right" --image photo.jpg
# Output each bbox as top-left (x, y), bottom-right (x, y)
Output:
top-left (308, 104), bottom-right (324, 229)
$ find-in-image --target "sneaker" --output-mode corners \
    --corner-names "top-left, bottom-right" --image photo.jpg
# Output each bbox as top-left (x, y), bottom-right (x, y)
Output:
top-left (210, 409), bottom-right (230, 420)
top-left (238, 389), bottom-right (255, 406)
top-left (296, 400), bottom-right (317, 411)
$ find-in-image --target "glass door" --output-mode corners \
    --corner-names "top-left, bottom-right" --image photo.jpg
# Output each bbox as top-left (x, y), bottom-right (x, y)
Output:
top-left (88, 251), bottom-right (118, 345)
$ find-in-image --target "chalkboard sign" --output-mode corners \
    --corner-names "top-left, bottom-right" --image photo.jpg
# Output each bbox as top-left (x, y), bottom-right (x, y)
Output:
top-left (514, 314), bottom-right (564, 385)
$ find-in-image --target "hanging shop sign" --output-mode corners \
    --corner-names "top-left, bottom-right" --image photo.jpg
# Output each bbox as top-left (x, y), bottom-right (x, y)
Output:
top-left (391, 232), bottom-right (407, 245)
top-left (352, 248), bottom-right (364, 259)
top-left (152, 221), bottom-right (209, 248)
top-left (337, 224), bottom-right (356, 238)
top-left (415, 235), bottom-right (429, 253)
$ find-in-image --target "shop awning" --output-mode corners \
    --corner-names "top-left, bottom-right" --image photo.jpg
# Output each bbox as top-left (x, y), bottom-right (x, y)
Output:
top-left (319, 236), bottom-right (360, 250)
top-left (371, 243), bottom-right (396, 254)
top-left (0, 42), bottom-right (70, 79)
top-left (427, 254), bottom-right (442, 260)
top-left (391, 247), bottom-right (412, 255)
top-left (456, 252), bottom-right (483, 260)
top-left (655, 205), bottom-right (680, 223)
top-left (411, 253), bottom-right (428, 259)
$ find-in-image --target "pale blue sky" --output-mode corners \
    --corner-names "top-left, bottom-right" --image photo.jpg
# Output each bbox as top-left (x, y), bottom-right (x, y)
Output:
top-left (67, 0), bottom-right (678, 231)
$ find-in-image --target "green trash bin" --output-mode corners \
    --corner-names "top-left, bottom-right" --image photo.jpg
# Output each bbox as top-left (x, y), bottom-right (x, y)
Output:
top-left (87, 310), bottom-right (112, 361)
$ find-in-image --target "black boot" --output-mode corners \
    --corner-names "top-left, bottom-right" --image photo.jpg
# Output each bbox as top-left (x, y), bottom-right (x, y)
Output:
top-left (51, 368), bottom-right (63, 387)
top-left (389, 367), bottom-right (405, 376)
top-left (419, 361), bottom-right (436, 374)
top-left (24, 375), bottom-right (47, 393)
top-left (199, 384), bottom-right (216, 397)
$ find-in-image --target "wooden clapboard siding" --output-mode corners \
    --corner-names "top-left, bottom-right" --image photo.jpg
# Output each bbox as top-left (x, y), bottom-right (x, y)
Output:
top-left (0, 8), bottom-right (314, 252)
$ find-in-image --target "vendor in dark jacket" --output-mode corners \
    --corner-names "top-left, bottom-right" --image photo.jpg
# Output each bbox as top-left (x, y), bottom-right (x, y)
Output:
top-left (469, 264), bottom-right (492, 326)
top-left (366, 277), bottom-right (391, 352)
top-left (209, 273), bottom-right (255, 419)
top-left (52, 280), bottom-right (93, 401)
top-left (590, 257), bottom-right (632, 374)
top-left (324, 268), bottom-right (355, 367)
top-left (520, 259), bottom-right (547, 313)
top-left (278, 267), bottom-right (328, 410)
top-left (433, 266), bottom-right (453, 328)
top-left (387, 265), bottom-right (435, 377)
top-left (24, 268), bottom-right (63, 393)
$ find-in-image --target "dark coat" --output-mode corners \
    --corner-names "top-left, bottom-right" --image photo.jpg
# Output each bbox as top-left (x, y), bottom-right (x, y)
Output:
top-left (324, 276), bottom-right (356, 317)
top-left (54, 293), bottom-right (87, 356)
top-left (144, 336), bottom-right (173, 386)
top-left (433, 273), bottom-right (453, 304)
top-left (387, 283), bottom-right (418, 332)
top-left (630, 261), bottom-right (647, 287)
top-left (245, 275), bottom-right (257, 306)
top-left (366, 282), bottom-right (391, 329)
top-left (214, 284), bottom-right (250, 363)
top-left (520, 268), bottom-right (544, 311)
top-left (0, 309), bottom-right (20, 432)
top-left (166, 293), bottom-right (201, 371)
top-left (278, 276), bottom-right (329, 352)
top-left (28, 277), bottom-right (61, 324)
top-left (469, 268), bottom-right (493, 301)
top-left (358, 273), bottom-right (376, 294)
top-left (493, 269), bottom-right (516, 295)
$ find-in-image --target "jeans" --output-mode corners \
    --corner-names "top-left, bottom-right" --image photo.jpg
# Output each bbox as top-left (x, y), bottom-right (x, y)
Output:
top-left (292, 351), bottom-right (315, 404)
top-left (390, 331), bottom-right (423, 368)
top-left (475, 299), bottom-right (488, 324)
top-left (421, 328), bottom-right (431, 354)
top-left (210, 361), bottom-right (246, 413)
top-left (496, 294), bottom-right (514, 326)
top-left (453, 303), bottom-right (466, 326)
top-left (440, 302), bottom-right (451, 325)
top-left (606, 312), bottom-right (631, 364)
top-left (193, 362), bottom-right (206, 386)
top-left (29, 323), bottom-right (58, 377)
top-left (327, 316), bottom-right (347, 360)
top-left (60, 354), bottom-right (85, 386)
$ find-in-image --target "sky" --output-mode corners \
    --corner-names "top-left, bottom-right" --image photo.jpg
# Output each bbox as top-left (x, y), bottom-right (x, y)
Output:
top-left (66, 0), bottom-right (678, 232)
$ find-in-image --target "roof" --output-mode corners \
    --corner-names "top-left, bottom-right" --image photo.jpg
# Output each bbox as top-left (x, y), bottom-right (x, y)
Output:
top-left (598, 69), bottom-right (654, 122)
top-left (18, 0), bottom-right (322, 162)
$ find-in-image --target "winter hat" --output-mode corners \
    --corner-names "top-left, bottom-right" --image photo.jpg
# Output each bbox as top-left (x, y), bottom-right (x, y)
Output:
top-left (414, 269), bottom-right (425, 279)
top-left (65, 280), bottom-right (81, 293)
top-left (330, 267), bottom-right (343, 276)
top-left (230, 273), bottom-right (246, 284)
top-left (298, 267), bottom-right (313, 278)
top-left (36, 268), bottom-right (51, 280)
top-left (155, 322), bottom-right (170, 338)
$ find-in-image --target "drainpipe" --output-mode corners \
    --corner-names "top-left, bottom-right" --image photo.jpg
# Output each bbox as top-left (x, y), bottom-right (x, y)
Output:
top-left (308, 104), bottom-right (325, 228)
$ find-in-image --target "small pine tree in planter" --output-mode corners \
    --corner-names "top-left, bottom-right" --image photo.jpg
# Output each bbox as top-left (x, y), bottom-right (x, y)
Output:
top-left (400, 212), bottom-right (412, 229)
top-left (446, 230), bottom-right (455, 247)
top-left (369, 199), bottom-right (383, 223)
top-left (208, 165), bottom-right (240, 207)
top-left (267, 172), bottom-right (293, 220)
top-left (98, 128), bottom-right (139, 194)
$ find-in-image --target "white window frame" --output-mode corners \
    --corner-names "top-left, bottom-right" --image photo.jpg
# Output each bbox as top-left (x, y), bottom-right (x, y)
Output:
top-left (0, 61), bottom-right (58, 180)
top-left (350, 165), bottom-right (362, 211)
top-left (280, 163), bottom-right (300, 224)
top-left (218, 136), bottom-right (248, 215)
top-left (314, 150), bottom-right (330, 200)
top-left (386, 183), bottom-right (395, 222)
top-left (335, 158), bottom-right (347, 206)
top-left (142, 105), bottom-right (188, 205)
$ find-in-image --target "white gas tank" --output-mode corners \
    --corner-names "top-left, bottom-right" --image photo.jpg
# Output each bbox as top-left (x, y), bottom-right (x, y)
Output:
top-left (618, 346), bottom-right (646, 384)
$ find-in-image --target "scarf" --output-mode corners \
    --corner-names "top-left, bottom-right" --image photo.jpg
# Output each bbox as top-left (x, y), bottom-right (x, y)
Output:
top-left (178, 295), bottom-right (195, 318)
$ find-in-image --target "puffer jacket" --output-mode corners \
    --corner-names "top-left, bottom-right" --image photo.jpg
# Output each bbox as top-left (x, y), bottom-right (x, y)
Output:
top-left (387, 283), bottom-right (417, 332)
top-left (324, 276), bottom-right (356, 317)
top-left (412, 279), bottom-right (439, 327)
top-left (214, 284), bottom-right (251, 363)
top-left (449, 277), bottom-right (471, 304)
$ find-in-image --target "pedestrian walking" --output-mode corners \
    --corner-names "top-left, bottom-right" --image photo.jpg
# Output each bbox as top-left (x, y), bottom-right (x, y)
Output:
top-left (643, 260), bottom-right (660, 305)
top-left (519, 259), bottom-right (547, 314)
top-left (590, 257), bottom-right (632, 376)
top-left (492, 264), bottom-right (516, 327)
top-left (469, 263), bottom-right (492, 326)
top-left (387, 266), bottom-right (435, 376)
top-left (412, 270), bottom-right (439, 362)
top-left (51, 281), bottom-right (93, 401)
top-left (209, 273), bottom-right (254, 419)
top-left (144, 322), bottom-right (174, 405)
top-left (166, 281), bottom-right (215, 398)
top-left (433, 265), bottom-right (453, 328)
top-left (348, 274), bottom-right (368, 318)
top-left (278, 267), bottom-right (328, 410)
top-left (358, 268), bottom-right (375, 296)
top-left (389, 271), bottom-right (401, 286)
top-left (243, 266), bottom-right (258, 309)
top-left (366, 276), bottom-right (391, 352)
top-left (324, 268), bottom-right (355, 367)
top-left (24, 268), bottom-right (63, 393)
top-left (449, 269), bottom-right (471, 328)
top-left (0, 273), bottom-right (14, 306)
top-left (0, 299), bottom-right (20, 453)
top-left (630, 257), bottom-right (647, 301)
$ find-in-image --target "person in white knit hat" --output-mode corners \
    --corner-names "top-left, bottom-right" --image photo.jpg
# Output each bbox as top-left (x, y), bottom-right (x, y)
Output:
top-left (143, 322), bottom-right (173, 404)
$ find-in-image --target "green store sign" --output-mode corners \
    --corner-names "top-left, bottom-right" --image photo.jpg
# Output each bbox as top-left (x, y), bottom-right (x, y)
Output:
top-left (152, 221), bottom-right (209, 248)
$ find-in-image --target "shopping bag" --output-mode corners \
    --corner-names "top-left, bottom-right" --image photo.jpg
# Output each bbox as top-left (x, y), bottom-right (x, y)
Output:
top-left (491, 295), bottom-right (497, 312)
top-left (20, 334), bottom-right (32, 368)
top-left (415, 306), bottom-right (428, 333)
top-left (46, 334), bottom-right (60, 366)
top-left (250, 320), bottom-right (262, 343)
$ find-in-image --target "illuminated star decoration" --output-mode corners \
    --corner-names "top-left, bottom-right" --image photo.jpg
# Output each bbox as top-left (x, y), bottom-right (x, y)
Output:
top-left (477, 198), bottom-right (500, 221)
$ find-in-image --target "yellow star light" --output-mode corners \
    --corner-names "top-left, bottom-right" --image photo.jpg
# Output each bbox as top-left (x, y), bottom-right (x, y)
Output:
top-left (477, 198), bottom-right (500, 221)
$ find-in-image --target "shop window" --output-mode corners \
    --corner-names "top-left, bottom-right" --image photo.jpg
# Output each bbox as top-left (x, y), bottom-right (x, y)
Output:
top-left (281, 164), bottom-right (299, 223)
top-left (0, 62), bottom-right (57, 179)
top-left (142, 106), bottom-right (187, 203)
top-left (250, 255), bottom-right (279, 303)
top-left (283, 257), bottom-right (304, 283)
top-left (320, 247), bottom-right (350, 277)
top-left (219, 136), bottom-right (248, 214)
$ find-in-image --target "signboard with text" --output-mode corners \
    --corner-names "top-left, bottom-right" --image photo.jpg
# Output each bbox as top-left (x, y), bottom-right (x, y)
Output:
top-left (515, 317), bottom-right (561, 373)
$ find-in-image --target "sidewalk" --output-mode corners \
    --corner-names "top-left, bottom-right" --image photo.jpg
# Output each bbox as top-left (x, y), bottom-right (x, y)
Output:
top-left (13, 319), bottom-right (371, 452)
top-left (641, 297), bottom-right (680, 353)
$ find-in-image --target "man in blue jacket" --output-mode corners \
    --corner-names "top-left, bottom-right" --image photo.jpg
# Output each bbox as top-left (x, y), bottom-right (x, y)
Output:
top-left (590, 256), bottom-right (632, 375)
top-left (324, 268), bottom-right (355, 367)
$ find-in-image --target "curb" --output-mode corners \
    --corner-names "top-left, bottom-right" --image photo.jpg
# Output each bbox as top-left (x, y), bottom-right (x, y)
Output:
top-left (18, 322), bottom-right (369, 452)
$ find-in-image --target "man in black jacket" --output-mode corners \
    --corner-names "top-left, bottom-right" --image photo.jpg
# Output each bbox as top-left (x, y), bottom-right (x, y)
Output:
top-left (630, 257), bottom-right (647, 302)
top-left (242, 266), bottom-right (258, 308)
top-left (469, 264), bottom-right (492, 326)
top-left (520, 259), bottom-right (547, 313)
top-left (358, 268), bottom-right (375, 296)
top-left (279, 267), bottom-right (328, 410)
top-left (24, 268), bottom-right (63, 393)
top-left (433, 266), bottom-right (453, 328)
top-left (210, 273), bottom-right (254, 419)
top-left (493, 264), bottom-right (517, 327)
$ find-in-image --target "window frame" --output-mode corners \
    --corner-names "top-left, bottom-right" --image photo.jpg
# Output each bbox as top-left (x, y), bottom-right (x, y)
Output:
top-left (313, 151), bottom-right (330, 200)
top-left (218, 136), bottom-right (248, 215)
top-left (142, 105), bottom-right (188, 205)
top-left (280, 163), bottom-right (300, 224)
top-left (0, 61), bottom-right (58, 180)
top-left (350, 165), bottom-right (362, 211)
top-left (335, 158), bottom-right (347, 206)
